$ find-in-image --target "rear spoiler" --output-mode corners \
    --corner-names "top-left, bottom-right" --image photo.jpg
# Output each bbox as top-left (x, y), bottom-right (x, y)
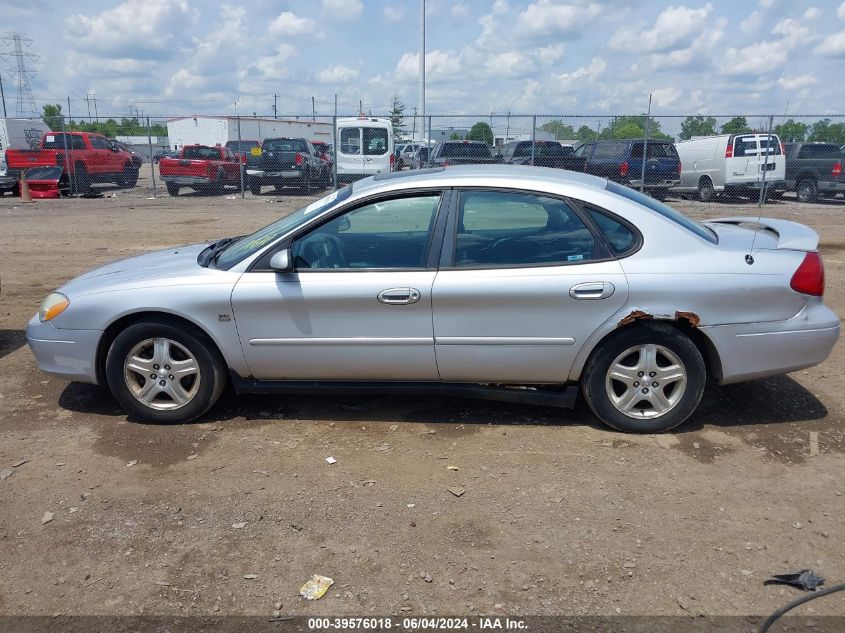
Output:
top-left (707, 217), bottom-right (819, 251)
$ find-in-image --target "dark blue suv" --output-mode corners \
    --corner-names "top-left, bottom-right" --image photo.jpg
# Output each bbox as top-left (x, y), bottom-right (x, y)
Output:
top-left (576, 139), bottom-right (681, 199)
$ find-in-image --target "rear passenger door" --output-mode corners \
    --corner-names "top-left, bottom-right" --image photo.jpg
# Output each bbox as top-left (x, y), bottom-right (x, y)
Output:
top-left (431, 190), bottom-right (629, 383)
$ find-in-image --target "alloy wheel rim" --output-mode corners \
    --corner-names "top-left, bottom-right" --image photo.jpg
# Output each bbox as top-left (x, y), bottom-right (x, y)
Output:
top-left (605, 344), bottom-right (687, 420)
top-left (123, 337), bottom-right (201, 411)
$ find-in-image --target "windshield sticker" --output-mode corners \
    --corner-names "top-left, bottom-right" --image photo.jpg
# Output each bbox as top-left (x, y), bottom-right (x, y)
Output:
top-left (567, 254), bottom-right (584, 261)
top-left (45, 135), bottom-right (55, 143)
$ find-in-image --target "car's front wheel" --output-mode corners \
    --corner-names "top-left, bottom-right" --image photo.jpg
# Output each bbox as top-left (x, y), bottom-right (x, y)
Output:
top-left (582, 324), bottom-right (706, 433)
top-left (105, 321), bottom-right (226, 423)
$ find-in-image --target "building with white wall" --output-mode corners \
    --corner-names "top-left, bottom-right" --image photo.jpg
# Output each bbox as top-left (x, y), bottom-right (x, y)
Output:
top-left (166, 116), bottom-right (332, 149)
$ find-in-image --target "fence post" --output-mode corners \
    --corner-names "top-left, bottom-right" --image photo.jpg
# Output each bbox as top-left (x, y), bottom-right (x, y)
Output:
top-left (530, 115), bottom-right (536, 166)
top-left (60, 114), bottom-right (73, 196)
top-left (640, 93), bottom-right (652, 194)
top-left (428, 116), bottom-right (432, 164)
top-left (758, 114), bottom-right (773, 208)
top-left (332, 114), bottom-right (338, 189)
top-left (146, 117), bottom-right (157, 198)
top-left (237, 115), bottom-right (244, 198)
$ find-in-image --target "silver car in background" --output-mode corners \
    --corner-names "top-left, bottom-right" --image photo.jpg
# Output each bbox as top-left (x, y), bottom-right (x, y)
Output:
top-left (27, 166), bottom-right (839, 432)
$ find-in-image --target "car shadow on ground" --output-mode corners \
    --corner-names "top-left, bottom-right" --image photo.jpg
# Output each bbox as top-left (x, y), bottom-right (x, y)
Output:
top-left (57, 373), bottom-right (827, 433)
top-left (0, 329), bottom-right (26, 360)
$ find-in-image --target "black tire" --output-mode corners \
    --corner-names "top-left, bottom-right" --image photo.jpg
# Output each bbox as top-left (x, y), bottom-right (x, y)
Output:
top-left (651, 188), bottom-right (668, 200)
top-left (249, 180), bottom-right (262, 195)
top-left (796, 178), bottom-right (818, 203)
top-left (697, 177), bottom-right (715, 202)
top-left (581, 323), bottom-right (706, 433)
top-left (166, 181), bottom-right (180, 197)
top-left (117, 163), bottom-right (139, 188)
top-left (105, 320), bottom-right (226, 423)
top-left (208, 170), bottom-right (225, 195)
top-left (73, 163), bottom-right (91, 194)
top-left (301, 170), bottom-right (311, 195)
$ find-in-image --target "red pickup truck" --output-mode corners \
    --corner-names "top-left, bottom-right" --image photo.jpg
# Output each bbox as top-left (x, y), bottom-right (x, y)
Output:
top-left (5, 131), bottom-right (139, 193)
top-left (159, 145), bottom-right (243, 196)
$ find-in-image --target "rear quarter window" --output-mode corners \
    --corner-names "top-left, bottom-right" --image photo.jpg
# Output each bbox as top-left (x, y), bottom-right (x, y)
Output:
top-left (797, 144), bottom-right (842, 159)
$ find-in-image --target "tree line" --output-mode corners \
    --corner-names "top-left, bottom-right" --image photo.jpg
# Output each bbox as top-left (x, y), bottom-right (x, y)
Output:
top-left (42, 104), bottom-right (168, 138)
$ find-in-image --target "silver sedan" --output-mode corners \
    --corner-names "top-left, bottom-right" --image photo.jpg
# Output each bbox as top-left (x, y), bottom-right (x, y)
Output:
top-left (27, 166), bottom-right (839, 432)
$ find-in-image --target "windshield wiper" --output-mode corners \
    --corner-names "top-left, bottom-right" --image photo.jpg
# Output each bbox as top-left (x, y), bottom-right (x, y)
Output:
top-left (198, 236), bottom-right (241, 268)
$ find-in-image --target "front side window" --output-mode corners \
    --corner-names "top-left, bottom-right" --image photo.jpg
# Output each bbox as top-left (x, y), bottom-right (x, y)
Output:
top-left (340, 128), bottom-right (361, 155)
top-left (453, 191), bottom-right (597, 267)
top-left (292, 194), bottom-right (441, 270)
top-left (363, 127), bottom-right (389, 155)
top-left (90, 136), bottom-right (111, 150)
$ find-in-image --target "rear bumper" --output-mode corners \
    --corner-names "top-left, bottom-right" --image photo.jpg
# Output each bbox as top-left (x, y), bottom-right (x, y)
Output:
top-left (783, 180), bottom-right (845, 193)
top-left (26, 316), bottom-right (101, 384)
top-left (246, 169), bottom-right (305, 184)
top-left (163, 176), bottom-right (214, 186)
top-left (627, 178), bottom-right (680, 189)
top-left (702, 300), bottom-right (840, 384)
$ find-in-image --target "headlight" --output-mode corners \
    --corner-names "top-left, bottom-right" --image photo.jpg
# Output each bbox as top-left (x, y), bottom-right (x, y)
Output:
top-left (38, 292), bottom-right (70, 322)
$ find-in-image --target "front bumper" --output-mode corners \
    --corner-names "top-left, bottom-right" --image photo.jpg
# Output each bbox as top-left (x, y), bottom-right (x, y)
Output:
top-left (701, 299), bottom-right (840, 384)
top-left (26, 315), bottom-right (101, 384)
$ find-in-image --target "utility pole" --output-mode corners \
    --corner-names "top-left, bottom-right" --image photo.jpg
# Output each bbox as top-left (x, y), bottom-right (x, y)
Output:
top-left (1, 32), bottom-right (39, 118)
top-left (273, 93), bottom-right (278, 119)
top-left (312, 96), bottom-right (315, 122)
top-left (419, 0), bottom-right (425, 142)
top-left (0, 69), bottom-right (6, 117)
top-left (359, 99), bottom-right (363, 115)
top-left (92, 92), bottom-right (98, 122)
top-left (66, 96), bottom-right (71, 127)
top-left (85, 93), bottom-right (92, 118)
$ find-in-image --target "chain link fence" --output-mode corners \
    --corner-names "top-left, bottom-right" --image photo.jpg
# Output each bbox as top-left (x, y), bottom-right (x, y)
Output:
top-left (2, 112), bottom-right (844, 205)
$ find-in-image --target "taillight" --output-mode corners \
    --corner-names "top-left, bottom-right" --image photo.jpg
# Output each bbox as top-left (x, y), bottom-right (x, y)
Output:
top-left (294, 153), bottom-right (303, 165)
top-left (779, 142), bottom-right (785, 155)
top-left (725, 144), bottom-right (733, 158)
top-left (833, 162), bottom-right (842, 178)
top-left (677, 161), bottom-right (682, 175)
top-left (390, 153), bottom-right (395, 171)
top-left (619, 161), bottom-right (629, 177)
top-left (790, 252), bottom-right (825, 296)
top-left (443, 160), bottom-right (450, 167)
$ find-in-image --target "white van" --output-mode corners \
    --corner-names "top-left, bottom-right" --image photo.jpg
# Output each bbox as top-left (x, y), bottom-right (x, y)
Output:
top-left (336, 117), bottom-right (393, 183)
top-left (674, 133), bottom-right (785, 201)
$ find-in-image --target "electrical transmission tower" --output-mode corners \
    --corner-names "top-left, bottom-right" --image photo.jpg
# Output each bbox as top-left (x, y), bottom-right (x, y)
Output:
top-left (0, 32), bottom-right (39, 118)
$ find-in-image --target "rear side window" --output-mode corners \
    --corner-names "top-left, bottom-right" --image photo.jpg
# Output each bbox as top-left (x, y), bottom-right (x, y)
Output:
top-left (733, 136), bottom-right (757, 156)
top-left (592, 142), bottom-right (627, 158)
top-left (797, 144), bottom-right (842, 159)
top-left (264, 139), bottom-right (308, 153)
top-left (363, 128), bottom-right (389, 155)
top-left (585, 207), bottom-right (638, 255)
top-left (630, 142), bottom-right (678, 159)
top-left (605, 181), bottom-right (717, 244)
top-left (454, 191), bottom-right (597, 267)
top-left (759, 136), bottom-right (781, 155)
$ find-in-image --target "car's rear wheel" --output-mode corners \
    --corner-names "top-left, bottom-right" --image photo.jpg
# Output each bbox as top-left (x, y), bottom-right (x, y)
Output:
top-left (697, 177), bottom-right (715, 202)
top-left (166, 182), bottom-right (180, 196)
top-left (249, 180), bottom-right (262, 195)
top-left (105, 321), bottom-right (226, 423)
top-left (797, 178), bottom-right (818, 203)
top-left (582, 324), bottom-right (706, 433)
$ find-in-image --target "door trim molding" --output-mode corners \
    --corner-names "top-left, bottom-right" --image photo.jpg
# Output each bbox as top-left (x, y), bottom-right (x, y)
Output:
top-left (249, 337), bottom-right (432, 346)
top-left (435, 336), bottom-right (575, 346)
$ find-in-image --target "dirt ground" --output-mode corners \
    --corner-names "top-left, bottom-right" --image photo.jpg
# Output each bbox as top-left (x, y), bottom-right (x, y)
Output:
top-left (0, 168), bottom-right (843, 622)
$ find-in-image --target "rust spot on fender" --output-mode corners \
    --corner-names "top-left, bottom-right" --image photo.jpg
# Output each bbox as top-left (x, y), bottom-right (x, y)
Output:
top-left (618, 310), bottom-right (653, 326)
top-left (675, 311), bottom-right (701, 327)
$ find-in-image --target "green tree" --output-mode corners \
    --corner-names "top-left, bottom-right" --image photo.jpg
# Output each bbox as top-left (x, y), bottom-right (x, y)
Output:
top-left (679, 115), bottom-right (717, 140)
top-left (389, 94), bottom-right (406, 137)
top-left (538, 120), bottom-right (575, 140)
top-left (720, 116), bottom-right (751, 134)
top-left (808, 119), bottom-right (845, 146)
top-left (598, 116), bottom-right (671, 140)
top-left (466, 121), bottom-right (494, 145)
top-left (773, 119), bottom-right (808, 142)
top-left (576, 125), bottom-right (598, 142)
top-left (448, 132), bottom-right (463, 140)
top-left (42, 104), bottom-right (64, 131)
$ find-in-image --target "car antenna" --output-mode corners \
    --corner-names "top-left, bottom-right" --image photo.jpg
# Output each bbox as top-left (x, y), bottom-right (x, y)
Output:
top-left (746, 115), bottom-right (774, 265)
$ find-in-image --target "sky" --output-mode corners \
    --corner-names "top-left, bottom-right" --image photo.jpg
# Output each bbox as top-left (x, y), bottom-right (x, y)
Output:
top-left (2, 0), bottom-right (845, 127)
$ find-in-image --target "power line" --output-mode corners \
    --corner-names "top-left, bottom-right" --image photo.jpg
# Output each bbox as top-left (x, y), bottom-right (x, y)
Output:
top-left (0, 32), bottom-right (39, 118)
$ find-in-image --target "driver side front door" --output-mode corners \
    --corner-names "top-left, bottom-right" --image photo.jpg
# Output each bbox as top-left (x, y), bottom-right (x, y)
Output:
top-left (231, 192), bottom-right (448, 381)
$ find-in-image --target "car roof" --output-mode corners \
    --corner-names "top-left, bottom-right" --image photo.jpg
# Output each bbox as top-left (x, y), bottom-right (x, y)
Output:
top-left (360, 164), bottom-right (608, 194)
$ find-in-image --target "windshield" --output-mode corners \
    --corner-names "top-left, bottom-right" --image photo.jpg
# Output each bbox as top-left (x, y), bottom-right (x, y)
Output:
top-left (214, 186), bottom-right (352, 269)
top-left (605, 181), bottom-right (717, 244)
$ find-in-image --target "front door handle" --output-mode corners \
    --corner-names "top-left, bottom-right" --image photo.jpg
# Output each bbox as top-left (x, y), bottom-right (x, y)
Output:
top-left (378, 288), bottom-right (421, 305)
top-left (569, 282), bottom-right (615, 300)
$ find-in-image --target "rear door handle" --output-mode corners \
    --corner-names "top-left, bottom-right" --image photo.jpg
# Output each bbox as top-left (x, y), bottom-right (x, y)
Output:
top-left (569, 282), bottom-right (615, 300)
top-left (378, 288), bottom-right (421, 305)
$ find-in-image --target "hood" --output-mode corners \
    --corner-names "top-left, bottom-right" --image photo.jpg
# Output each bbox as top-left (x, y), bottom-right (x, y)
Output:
top-left (60, 242), bottom-right (217, 296)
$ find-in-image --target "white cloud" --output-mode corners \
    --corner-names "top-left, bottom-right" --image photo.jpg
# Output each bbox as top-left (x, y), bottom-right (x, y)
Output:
top-left (759, 0), bottom-right (776, 8)
top-left (322, 0), bottom-right (363, 19)
top-left (395, 50), bottom-right (464, 82)
top-left (650, 20), bottom-right (725, 71)
top-left (554, 57), bottom-right (606, 91)
top-left (514, 1), bottom-right (601, 41)
top-left (610, 4), bottom-right (714, 53)
top-left (839, 2), bottom-right (845, 20)
top-left (721, 40), bottom-right (789, 75)
top-left (740, 10), bottom-right (761, 34)
top-left (316, 64), bottom-right (359, 84)
top-left (803, 7), bottom-right (820, 20)
top-left (269, 11), bottom-right (316, 37)
top-left (537, 44), bottom-right (566, 65)
top-left (247, 45), bottom-right (298, 80)
top-left (493, 0), bottom-right (509, 15)
top-left (484, 50), bottom-right (535, 77)
top-left (67, 0), bottom-right (198, 58)
top-left (451, 4), bottom-right (470, 17)
top-left (816, 30), bottom-right (845, 56)
top-left (651, 86), bottom-right (682, 107)
top-left (777, 74), bottom-right (818, 90)
top-left (383, 7), bottom-right (403, 22)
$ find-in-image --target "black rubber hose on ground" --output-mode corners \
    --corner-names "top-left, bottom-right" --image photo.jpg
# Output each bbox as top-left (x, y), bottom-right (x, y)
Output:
top-left (760, 582), bottom-right (845, 633)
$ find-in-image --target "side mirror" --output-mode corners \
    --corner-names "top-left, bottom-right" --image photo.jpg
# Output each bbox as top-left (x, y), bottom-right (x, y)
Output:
top-left (269, 249), bottom-right (292, 272)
